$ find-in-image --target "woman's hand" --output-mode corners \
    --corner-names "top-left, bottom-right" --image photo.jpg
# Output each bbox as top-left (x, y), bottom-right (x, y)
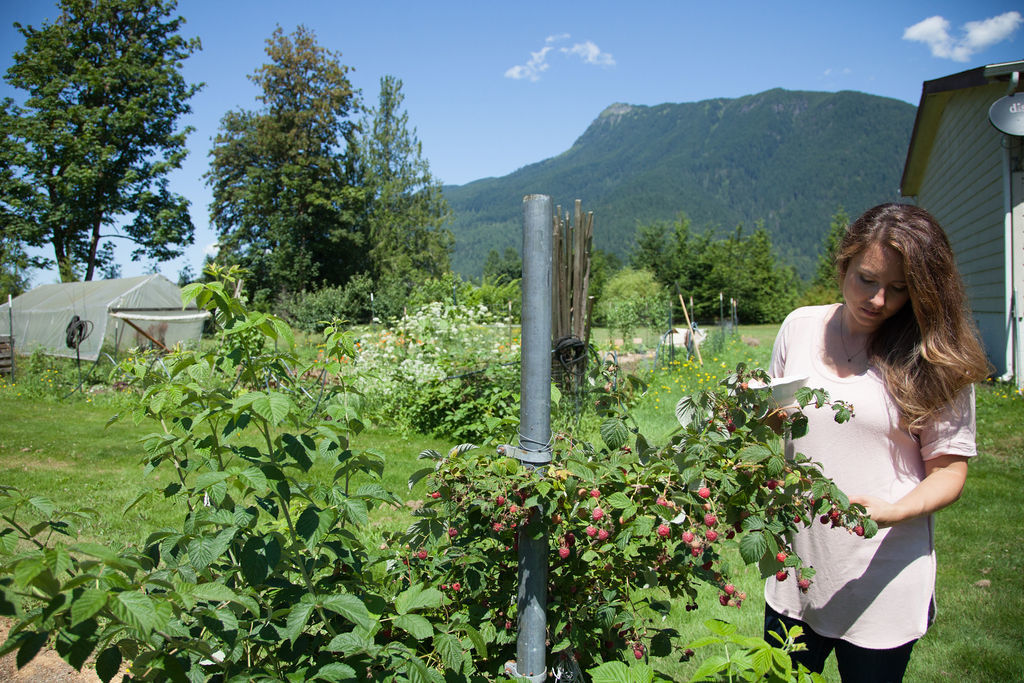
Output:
top-left (847, 494), bottom-right (902, 527)
top-left (850, 454), bottom-right (969, 527)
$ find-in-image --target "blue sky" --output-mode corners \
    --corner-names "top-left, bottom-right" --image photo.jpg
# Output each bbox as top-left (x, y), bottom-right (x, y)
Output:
top-left (2, 0), bottom-right (1022, 285)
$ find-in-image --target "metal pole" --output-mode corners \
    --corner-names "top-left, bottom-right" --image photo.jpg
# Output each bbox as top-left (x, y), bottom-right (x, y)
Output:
top-left (7, 294), bottom-right (14, 382)
top-left (514, 194), bottom-right (551, 682)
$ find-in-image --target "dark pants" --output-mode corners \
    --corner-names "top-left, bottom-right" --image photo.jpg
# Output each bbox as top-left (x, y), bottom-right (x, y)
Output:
top-left (764, 604), bottom-right (916, 683)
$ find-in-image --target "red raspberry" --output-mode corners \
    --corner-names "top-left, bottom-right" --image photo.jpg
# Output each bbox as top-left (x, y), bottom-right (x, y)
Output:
top-left (726, 420), bottom-right (737, 433)
top-left (452, 582), bottom-right (461, 591)
top-left (590, 488), bottom-right (601, 499)
top-left (705, 530), bottom-right (719, 542)
top-left (496, 495), bottom-right (506, 506)
top-left (558, 546), bottom-right (570, 559)
top-left (798, 578), bottom-right (811, 591)
top-left (510, 504), bottom-right (519, 515)
top-left (417, 549), bottom-right (427, 560)
top-left (776, 551), bottom-right (787, 563)
top-left (586, 524), bottom-right (598, 538)
top-left (704, 513), bottom-right (717, 526)
top-left (592, 507), bottom-right (605, 522)
top-left (723, 583), bottom-right (736, 595)
top-left (597, 529), bottom-right (610, 541)
top-left (448, 527), bottom-right (458, 538)
top-left (691, 546), bottom-right (701, 557)
top-left (775, 570), bottom-right (788, 581)
top-left (493, 522), bottom-right (504, 532)
top-left (657, 524), bottom-right (671, 538)
top-left (430, 491), bottom-right (441, 499)
top-left (765, 479), bottom-right (779, 490)
top-left (698, 487), bottom-right (711, 499)
top-left (719, 594), bottom-right (730, 606)
top-left (682, 530), bottom-right (695, 544)
top-left (820, 514), bottom-right (830, 525)
top-left (854, 525), bottom-right (865, 537)
top-left (656, 496), bottom-right (670, 507)
top-left (633, 646), bottom-right (644, 660)
top-left (830, 509), bottom-right (841, 521)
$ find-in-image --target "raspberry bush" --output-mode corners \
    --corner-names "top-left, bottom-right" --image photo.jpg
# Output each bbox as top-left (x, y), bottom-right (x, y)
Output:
top-left (391, 361), bottom-right (873, 678)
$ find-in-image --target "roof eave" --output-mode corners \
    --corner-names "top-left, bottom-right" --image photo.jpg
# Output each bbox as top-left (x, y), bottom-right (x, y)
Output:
top-left (900, 60), bottom-right (1024, 197)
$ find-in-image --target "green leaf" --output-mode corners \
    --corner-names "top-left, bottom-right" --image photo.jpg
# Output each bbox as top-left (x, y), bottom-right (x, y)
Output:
top-left (284, 601), bottom-right (316, 643)
top-left (704, 618), bottom-right (738, 637)
top-left (15, 632), bottom-right (49, 670)
top-left (404, 655), bottom-right (433, 683)
top-left (111, 591), bottom-right (160, 637)
top-left (690, 654), bottom-right (730, 681)
top-left (739, 530), bottom-right (768, 564)
top-left (314, 662), bottom-right (357, 681)
top-left (736, 444), bottom-right (772, 463)
top-left (587, 661), bottom-right (630, 683)
top-left (321, 593), bottom-right (373, 630)
top-left (605, 492), bottom-right (633, 510)
top-left (70, 588), bottom-right (108, 627)
top-left (28, 496), bottom-right (57, 516)
top-left (187, 529), bottom-right (234, 571)
top-left (394, 613), bottom-right (433, 639)
top-left (458, 623), bottom-right (487, 658)
top-left (251, 392), bottom-right (293, 424)
top-left (434, 632), bottom-right (464, 673)
top-left (599, 418), bottom-right (630, 450)
top-left (326, 631), bottom-right (375, 655)
top-left (95, 645), bottom-right (123, 683)
top-left (191, 582), bottom-right (239, 604)
top-left (407, 466), bottom-right (435, 491)
top-left (341, 498), bottom-right (368, 527)
top-left (238, 466), bottom-right (269, 493)
top-left (395, 584), bottom-right (444, 614)
top-left (240, 537), bottom-right (271, 585)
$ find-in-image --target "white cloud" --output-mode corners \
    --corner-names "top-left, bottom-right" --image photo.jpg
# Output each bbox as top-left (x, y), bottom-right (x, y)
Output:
top-left (203, 242), bottom-right (220, 257)
top-left (505, 34), bottom-right (615, 81)
top-left (504, 45), bottom-right (553, 81)
top-left (903, 11), bottom-right (1022, 62)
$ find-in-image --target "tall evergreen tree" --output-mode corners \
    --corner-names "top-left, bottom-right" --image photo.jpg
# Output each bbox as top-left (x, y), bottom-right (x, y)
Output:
top-left (0, 0), bottom-right (200, 282)
top-left (357, 75), bottom-right (452, 295)
top-left (206, 25), bottom-right (363, 305)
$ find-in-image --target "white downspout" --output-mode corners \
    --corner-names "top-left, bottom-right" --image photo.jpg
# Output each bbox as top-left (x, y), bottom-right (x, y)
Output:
top-left (1002, 142), bottom-right (1014, 383)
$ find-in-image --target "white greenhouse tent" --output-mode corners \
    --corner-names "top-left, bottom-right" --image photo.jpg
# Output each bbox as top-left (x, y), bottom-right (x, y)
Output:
top-left (0, 274), bottom-right (208, 362)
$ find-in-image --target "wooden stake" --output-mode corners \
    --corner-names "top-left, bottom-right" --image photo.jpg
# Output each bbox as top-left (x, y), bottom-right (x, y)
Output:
top-left (678, 293), bottom-right (703, 365)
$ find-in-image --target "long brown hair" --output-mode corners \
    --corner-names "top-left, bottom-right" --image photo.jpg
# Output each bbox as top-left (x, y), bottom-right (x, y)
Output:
top-left (836, 203), bottom-right (992, 429)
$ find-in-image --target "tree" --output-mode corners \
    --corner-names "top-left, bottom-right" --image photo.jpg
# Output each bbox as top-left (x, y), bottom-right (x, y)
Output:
top-left (357, 75), bottom-right (452, 295)
top-left (0, 0), bottom-right (200, 282)
top-left (206, 25), bottom-right (363, 306)
top-left (0, 233), bottom-right (38, 297)
top-left (804, 206), bottom-right (850, 305)
top-left (482, 246), bottom-right (521, 285)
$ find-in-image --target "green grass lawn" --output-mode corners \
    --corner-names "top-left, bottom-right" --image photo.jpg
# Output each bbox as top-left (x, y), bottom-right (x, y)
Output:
top-left (2, 331), bottom-right (1022, 681)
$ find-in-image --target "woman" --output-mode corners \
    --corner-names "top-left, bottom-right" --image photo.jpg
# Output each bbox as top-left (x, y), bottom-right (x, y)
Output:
top-left (763, 203), bottom-right (991, 682)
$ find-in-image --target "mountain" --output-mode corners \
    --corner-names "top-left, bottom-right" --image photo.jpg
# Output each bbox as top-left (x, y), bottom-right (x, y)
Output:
top-left (442, 88), bottom-right (917, 279)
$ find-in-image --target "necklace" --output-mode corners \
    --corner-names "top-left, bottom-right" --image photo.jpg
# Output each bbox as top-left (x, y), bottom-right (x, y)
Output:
top-left (839, 307), bottom-right (862, 363)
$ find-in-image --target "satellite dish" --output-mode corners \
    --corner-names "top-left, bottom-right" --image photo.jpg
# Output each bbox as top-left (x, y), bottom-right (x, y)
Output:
top-left (989, 92), bottom-right (1024, 136)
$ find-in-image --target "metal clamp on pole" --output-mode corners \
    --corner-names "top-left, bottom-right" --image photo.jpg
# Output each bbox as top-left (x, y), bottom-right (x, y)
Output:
top-left (505, 659), bottom-right (548, 683)
top-left (498, 443), bottom-right (552, 467)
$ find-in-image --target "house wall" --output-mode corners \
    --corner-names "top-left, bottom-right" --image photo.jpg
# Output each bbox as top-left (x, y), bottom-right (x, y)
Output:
top-left (912, 82), bottom-right (1010, 375)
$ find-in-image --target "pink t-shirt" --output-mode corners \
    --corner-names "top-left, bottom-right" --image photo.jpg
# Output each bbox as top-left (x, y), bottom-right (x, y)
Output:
top-left (763, 304), bottom-right (976, 648)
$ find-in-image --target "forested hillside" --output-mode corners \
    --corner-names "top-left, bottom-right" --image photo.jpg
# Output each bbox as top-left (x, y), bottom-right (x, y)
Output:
top-left (444, 88), bottom-right (916, 279)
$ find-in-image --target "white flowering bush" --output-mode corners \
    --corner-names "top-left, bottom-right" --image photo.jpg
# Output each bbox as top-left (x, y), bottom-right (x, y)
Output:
top-left (350, 302), bottom-right (521, 441)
